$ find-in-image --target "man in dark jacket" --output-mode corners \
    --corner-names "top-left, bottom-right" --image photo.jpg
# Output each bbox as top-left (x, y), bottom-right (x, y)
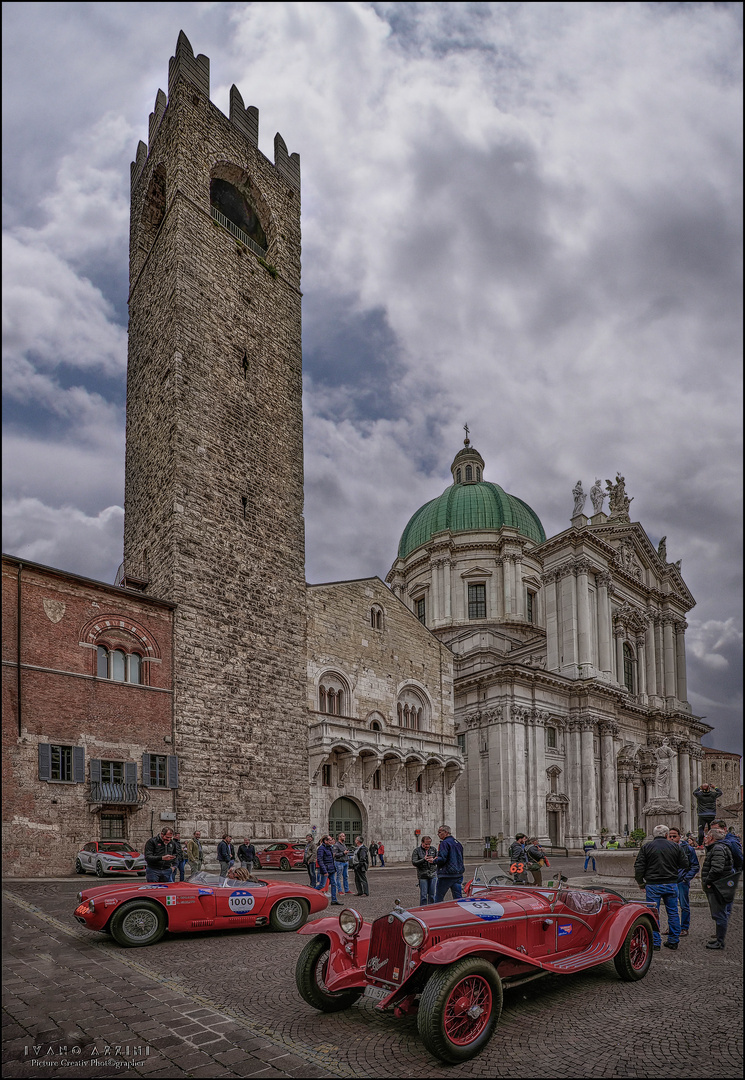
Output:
top-left (635, 824), bottom-right (689, 949)
top-left (352, 836), bottom-right (369, 896)
top-left (144, 828), bottom-right (178, 882)
top-left (173, 832), bottom-right (187, 881)
top-left (702, 826), bottom-right (738, 949)
top-left (217, 834), bottom-right (235, 879)
top-left (369, 840), bottom-right (379, 867)
top-left (316, 835), bottom-right (339, 904)
top-left (693, 783), bottom-right (723, 843)
top-left (508, 834), bottom-right (529, 883)
top-left (238, 838), bottom-right (256, 871)
top-left (412, 836), bottom-right (438, 905)
top-left (667, 827), bottom-right (699, 936)
top-left (434, 825), bottom-right (465, 903)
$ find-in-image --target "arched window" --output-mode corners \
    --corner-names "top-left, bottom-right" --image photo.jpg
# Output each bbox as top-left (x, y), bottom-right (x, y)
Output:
top-left (397, 687), bottom-right (430, 731)
top-left (318, 673), bottom-right (348, 717)
top-left (210, 177), bottom-right (267, 251)
top-left (476, 467), bottom-right (481, 481)
top-left (370, 720), bottom-right (381, 731)
top-left (546, 726), bottom-right (557, 749)
top-left (370, 606), bottom-right (383, 631)
top-left (456, 468), bottom-right (462, 483)
top-left (96, 646), bottom-right (143, 684)
top-left (465, 464), bottom-right (473, 481)
top-left (623, 643), bottom-right (634, 693)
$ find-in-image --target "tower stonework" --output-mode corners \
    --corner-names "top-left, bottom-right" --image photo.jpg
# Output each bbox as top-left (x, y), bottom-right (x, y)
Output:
top-left (123, 33), bottom-right (308, 835)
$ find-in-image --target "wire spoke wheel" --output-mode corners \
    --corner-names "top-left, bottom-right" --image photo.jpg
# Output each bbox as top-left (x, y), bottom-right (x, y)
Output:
top-left (443, 975), bottom-right (493, 1044)
top-left (614, 916), bottom-right (653, 981)
top-left (629, 925), bottom-right (650, 969)
top-left (418, 957), bottom-right (502, 1063)
top-left (122, 907), bottom-right (159, 940)
top-left (270, 897), bottom-right (307, 931)
top-left (295, 935), bottom-right (364, 1012)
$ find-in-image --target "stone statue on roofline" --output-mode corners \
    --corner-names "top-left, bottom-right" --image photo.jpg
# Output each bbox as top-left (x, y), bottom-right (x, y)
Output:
top-left (605, 472), bottom-right (633, 521)
top-left (657, 536), bottom-right (667, 562)
top-left (590, 478), bottom-right (606, 515)
top-left (572, 480), bottom-right (587, 517)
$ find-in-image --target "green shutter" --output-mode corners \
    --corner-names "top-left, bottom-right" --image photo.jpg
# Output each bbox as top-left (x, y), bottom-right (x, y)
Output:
top-left (38, 743), bottom-right (51, 781)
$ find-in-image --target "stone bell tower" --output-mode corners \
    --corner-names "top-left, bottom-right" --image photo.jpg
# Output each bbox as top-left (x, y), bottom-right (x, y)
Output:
top-left (123, 33), bottom-right (308, 835)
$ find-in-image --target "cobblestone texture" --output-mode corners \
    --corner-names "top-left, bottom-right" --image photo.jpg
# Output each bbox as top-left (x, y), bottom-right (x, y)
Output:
top-left (3, 858), bottom-right (742, 1078)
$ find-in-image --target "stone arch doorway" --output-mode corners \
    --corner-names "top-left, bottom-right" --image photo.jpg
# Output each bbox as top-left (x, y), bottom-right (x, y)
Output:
top-left (328, 796), bottom-right (363, 840)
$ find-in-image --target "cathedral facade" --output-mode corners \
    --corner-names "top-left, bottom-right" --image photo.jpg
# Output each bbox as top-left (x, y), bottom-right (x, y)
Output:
top-left (387, 440), bottom-right (711, 854)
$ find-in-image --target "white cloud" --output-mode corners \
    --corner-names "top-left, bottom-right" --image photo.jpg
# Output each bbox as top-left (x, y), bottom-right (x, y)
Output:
top-left (1, 498), bottom-right (124, 584)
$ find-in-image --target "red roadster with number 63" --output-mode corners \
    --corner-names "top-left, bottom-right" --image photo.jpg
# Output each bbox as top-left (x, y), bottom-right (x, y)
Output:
top-left (295, 863), bottom-right (658, 1064)
top-left (74, 870), bottom-right (327, 947)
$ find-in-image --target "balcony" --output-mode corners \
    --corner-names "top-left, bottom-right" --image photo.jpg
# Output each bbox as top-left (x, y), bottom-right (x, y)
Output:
top-left (88, 782), bottom-right (149, 807)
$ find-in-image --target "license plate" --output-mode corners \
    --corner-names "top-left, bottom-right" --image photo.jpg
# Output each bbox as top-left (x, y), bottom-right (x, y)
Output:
top-left (364, 985), bottom-right (388, 1002)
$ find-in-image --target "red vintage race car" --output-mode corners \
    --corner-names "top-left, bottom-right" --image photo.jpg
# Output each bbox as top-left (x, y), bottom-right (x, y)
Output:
top-left (74, 870), bottom-right (327, 947)
top-left (75, 841), bottom-right (146, 877)
top-left (255, 841), bottom-right (307, 870)
top-left (295, 863), bottom-right (658, 1064)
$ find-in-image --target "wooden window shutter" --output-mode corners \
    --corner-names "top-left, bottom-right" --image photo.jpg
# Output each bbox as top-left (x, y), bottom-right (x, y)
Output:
top-left (90, 758), bottom-right (102, 784)
top-left (142, 753), bottom-right (152, 787)
top-left (125, 761), bottom-right (138, 786)
top-left (38, 743), bottom-right (51, 781)
top-left (73, 746), bottom-right (85, 783)
top-left (167, 755), bottom-right (179, 789)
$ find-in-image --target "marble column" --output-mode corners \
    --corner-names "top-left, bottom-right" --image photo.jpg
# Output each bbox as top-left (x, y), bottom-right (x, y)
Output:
top-left (636, 637), bottom-right (647, 697)
top-left (580, 721), bottom-right (598, 836)
top-left (503, 558), bottom-right (513, 617)
top-left (663, 616), bottom-right (676, 699)
top-left (654, 616), bottom-right (664, 696)
top-left (514, 558), bottom-right (524, 618)
top-left (678, 743), bottom-right (692, 833)
top-left (626, 777), bottom-right (636, 832)
top-left (560, 567), bottom-right (579, 674)
top-left (512, 710), bottom-right (528, 830)
top-left (543, 572), bottom-right (559, 671)
top-left (669, 741), bottom-right (680, 802)
top-left (597, 572), bottom-right (613, 676)
top-left (567, 721), bottom-right (583, 840)
top-left (645, 620), bottom-right (657, 700)
top-left (533, 713), bottom-right (547, 840)
top-left (443, 558), bottom-right (452, 621)
top-left (599, 722), bottom-right (618, 832)
top-left (676, 621), bottom-right (688, 703)
top-left (615, 631), bottom-right (625, 686)
top-left (487, 565), bottom-right (497, 623)
top-left (431, 561), bottom-right (441, 624)
top-left (576, 560), bottom-right (592, 671)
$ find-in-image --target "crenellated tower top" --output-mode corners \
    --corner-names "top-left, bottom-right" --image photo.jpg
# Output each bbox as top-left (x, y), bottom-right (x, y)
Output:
top-left (130, 31), bottom-right (300, 191)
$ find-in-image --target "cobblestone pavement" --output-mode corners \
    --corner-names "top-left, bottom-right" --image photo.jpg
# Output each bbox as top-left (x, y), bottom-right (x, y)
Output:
top-left (3, 858), bottom-right (742, 1078)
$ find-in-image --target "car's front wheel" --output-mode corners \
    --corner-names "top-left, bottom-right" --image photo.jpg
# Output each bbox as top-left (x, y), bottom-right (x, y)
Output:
top-left (75, 858), bottom-right (86, 875)
top-left (270, 897), bottom-right (308, 932)
top-left (614, 917), bottom-right (653, 981)
top-left (95, 861), bottom-right (106, 878)
top-left (295, 935), bottom-right (364, 1012)
top-left (109, 901), bottom-right (167, 948)
top-left (280, 857), bottom-right (291, 871)
top-left (417, 957), bottom-right (502, 1064)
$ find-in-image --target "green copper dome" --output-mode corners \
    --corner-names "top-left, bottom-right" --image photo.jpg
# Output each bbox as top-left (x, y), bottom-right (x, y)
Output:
top-left (398, 480), bottom-right (546, 559)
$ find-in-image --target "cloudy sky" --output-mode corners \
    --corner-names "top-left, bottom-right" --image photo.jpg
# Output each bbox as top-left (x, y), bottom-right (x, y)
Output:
top-left (3, 2), bottom-right (742, 757)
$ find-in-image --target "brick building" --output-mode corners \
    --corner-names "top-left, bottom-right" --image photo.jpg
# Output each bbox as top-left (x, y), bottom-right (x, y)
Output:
top-left (2, 555), bottom-right (175, 876)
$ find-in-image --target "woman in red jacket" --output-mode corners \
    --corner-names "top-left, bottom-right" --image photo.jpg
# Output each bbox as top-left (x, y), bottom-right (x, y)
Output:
top-left (377, 840), bottom-right (385, 867)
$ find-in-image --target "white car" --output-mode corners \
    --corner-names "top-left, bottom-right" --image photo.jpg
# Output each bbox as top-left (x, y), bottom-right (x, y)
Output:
top-left (75, 841), bottom-right (146, 877)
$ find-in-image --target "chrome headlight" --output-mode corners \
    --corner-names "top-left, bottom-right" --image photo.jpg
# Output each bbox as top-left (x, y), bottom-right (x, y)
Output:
top-left (88, 899), bottom-right (95, 914)
top-left (77, 892), bottom-right (83, 903)
top-left (339, 908), bottom-right (362, 936)
top-left (402, 917), bottom-right (428, 948)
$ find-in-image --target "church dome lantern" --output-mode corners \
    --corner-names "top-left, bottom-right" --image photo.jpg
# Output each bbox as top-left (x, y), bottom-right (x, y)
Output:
top-left (397, 433), bottom-right (546, 559)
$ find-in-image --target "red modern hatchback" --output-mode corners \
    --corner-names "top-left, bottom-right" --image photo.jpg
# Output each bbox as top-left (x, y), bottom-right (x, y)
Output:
top-left (256, 842), bottom-right (306, 871)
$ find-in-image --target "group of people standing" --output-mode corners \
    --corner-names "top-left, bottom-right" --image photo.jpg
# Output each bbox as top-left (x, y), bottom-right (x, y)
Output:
top-left (634, 820), bottom-right (742, 951)
top-left (508, 834), bottom-right (550, 885)
top-left (412, 827), bottom-right (466, 904)
top-left (303, 833), bottom-right (380, 904)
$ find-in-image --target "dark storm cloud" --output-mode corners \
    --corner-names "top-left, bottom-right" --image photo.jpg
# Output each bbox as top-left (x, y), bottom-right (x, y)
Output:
top-left (2, 3), bottom-right (742, 758)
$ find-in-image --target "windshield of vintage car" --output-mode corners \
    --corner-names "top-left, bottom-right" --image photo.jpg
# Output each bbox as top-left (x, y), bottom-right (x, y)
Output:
top-left (98, 842), bottom-right (137, 853)
top-left (189, 872), bottom-right (268, 889)
top-left (558, 888), bottom-right (603, 915)
top-left (471, 863), bottom-right (514, 887)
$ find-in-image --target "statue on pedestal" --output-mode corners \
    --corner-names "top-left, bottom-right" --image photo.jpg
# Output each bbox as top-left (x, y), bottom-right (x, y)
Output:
top-left (572, 480), bottom-right (587, 517)
top-left (590, 478), bottom-right (606, 515)
top-left (657, 536), bottom-right (667, 562)
top-left (653, 738), bottom-right (675, 800)
top-left (606, 473), bottom-right (634, 521)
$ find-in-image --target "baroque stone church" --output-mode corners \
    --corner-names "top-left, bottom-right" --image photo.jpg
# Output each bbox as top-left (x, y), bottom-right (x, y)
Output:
top-left (1, 35), bottom-right (714, 873)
